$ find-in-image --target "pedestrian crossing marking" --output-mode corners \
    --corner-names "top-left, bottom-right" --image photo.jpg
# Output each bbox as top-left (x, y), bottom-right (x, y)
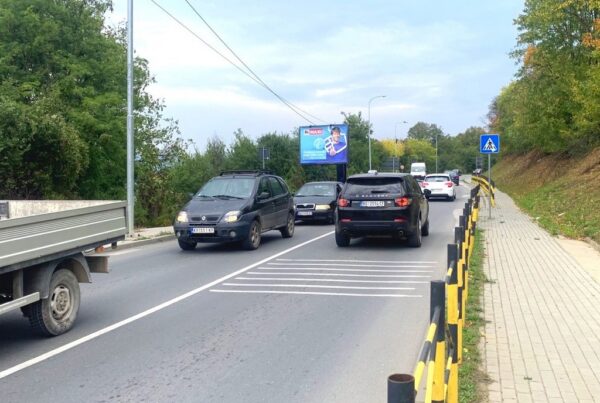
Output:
top-left (483, 138), bottom-right (497, 152)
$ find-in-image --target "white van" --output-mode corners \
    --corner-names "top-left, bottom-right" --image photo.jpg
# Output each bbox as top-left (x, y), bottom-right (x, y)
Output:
top-left (410, 162), bottom-right (427, 180)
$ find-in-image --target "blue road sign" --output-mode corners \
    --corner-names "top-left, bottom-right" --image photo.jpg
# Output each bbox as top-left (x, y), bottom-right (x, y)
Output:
top-left (480, 134), bottom-right (500, 154)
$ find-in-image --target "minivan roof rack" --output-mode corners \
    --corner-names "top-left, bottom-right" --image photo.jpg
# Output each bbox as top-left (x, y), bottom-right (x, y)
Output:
top-left (219, 170), bottom-right (272, 176)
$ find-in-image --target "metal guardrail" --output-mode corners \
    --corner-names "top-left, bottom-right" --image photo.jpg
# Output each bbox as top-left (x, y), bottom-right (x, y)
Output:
top-left (471, 175), bottom-right (495, 207)
top-left (388, 184), bottom-right (481, 403)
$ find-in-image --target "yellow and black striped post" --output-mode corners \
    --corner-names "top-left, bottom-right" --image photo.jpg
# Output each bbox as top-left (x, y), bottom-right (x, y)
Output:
top-left (454, 226), bottom-right (464, 364)
top-left (431, 281), bottom-right (445, 403)
top-left (446, 245), bottom-right (459, 402)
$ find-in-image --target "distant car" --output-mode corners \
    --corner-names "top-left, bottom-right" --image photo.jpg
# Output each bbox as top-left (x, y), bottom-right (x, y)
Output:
top-left (444, 170), bottom-right (460, 186)
top-left (410, 162), bottom-right (427, 180)
top-left (294, 181), bottom-right (343, 224)
top-left (335, 172), bottom-right (430, 247)
top-left (422, 173), bottom-right (456, 201)
top-left (173, 171), bottom-right (295, 251)
top-left (473, 168), bottom-right (482, 175)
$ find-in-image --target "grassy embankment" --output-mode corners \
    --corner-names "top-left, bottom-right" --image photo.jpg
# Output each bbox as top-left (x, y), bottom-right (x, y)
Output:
top-left (490, 147), bottom-right (600, 245)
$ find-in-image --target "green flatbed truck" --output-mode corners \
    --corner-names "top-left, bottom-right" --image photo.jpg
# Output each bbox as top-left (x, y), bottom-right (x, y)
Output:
top-left (0, 201), bottom-right (127, 336)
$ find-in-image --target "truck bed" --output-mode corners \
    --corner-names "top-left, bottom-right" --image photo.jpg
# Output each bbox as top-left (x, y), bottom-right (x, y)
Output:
top-left (0, 201), bottom-right (127, 273)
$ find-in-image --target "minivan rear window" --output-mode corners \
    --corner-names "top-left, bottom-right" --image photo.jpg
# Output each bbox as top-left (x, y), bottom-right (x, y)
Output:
top-left (344, 178), bottom-right (405, 196)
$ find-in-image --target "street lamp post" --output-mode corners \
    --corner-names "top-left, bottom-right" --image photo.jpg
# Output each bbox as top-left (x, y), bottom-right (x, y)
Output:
top-left (394, 121), bottom-right (408, 172)
top-left (435, 133), bottom-right (438, 172)
top-left (367, 95), bottom-right (386, 171)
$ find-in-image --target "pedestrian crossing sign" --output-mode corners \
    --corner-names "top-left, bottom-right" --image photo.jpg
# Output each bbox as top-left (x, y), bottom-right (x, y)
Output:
top-left (480, 134), bottom-right (500, 154)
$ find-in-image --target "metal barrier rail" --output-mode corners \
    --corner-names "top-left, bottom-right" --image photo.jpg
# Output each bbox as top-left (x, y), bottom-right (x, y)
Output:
top-left (471, 176), bottom-right (495, 207)
top-left (388, 185), bottom-right (481, 403)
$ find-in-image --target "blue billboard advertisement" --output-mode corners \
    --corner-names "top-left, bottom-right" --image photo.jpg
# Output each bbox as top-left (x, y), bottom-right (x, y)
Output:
top-left (299, 124), bottom-right (349, 165)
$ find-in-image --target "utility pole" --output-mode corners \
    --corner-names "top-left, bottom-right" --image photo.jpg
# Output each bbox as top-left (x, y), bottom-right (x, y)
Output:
top-left (126, 0), bottom-right (134, 236)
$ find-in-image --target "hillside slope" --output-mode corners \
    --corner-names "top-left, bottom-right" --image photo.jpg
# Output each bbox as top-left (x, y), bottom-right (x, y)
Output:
top-left (491, 148), bottom-right (600, 244)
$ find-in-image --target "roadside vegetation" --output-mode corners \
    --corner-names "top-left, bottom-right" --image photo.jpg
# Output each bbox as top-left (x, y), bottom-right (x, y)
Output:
top-left (459, 229), bottom-right (488, 403)
top-left (490, 148), bottom-right (600, 244)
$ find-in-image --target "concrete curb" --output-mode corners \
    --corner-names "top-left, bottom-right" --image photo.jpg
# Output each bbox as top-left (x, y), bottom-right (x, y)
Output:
top-left (107, 234), bottom-right (176, 251)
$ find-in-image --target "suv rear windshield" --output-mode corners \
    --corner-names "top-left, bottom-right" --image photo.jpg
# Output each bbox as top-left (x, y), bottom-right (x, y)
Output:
top-left (425, 175), bottom-right (450, 182)
top-left (196, 178), bottom-right (255, 198)
top-left (344, 178), bottom-right (406, 196)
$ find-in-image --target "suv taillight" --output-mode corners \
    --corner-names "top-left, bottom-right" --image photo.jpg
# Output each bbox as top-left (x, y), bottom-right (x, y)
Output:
top-left (394, 197), bottom-right (411, 207)
top-left (445, 181), bottom-right (453, 187)
top-left (338, 198), bottom-right (350, 207)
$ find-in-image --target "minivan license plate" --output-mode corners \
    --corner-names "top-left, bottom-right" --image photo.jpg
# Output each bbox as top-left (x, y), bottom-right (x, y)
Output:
top-left (361, 201), bottom-right (385, 207)
top-left (191, 227), bottom-right (214, 234)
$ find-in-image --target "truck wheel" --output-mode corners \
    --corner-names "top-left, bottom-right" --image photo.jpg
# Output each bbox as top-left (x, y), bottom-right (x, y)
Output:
top-left (280, 212), bottom-right (295, 238)
top-left (29, 269), bottom-right (80, 336)
top-left (408, 216), bottom-right (423, 247)
top-left (178, 239), bottom-right (197, 250)
top-left (242, 220), bottom-right (261, 250)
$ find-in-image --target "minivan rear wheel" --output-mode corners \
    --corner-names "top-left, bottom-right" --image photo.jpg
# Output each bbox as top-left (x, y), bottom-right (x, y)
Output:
top-left (280, 212), bottom-right (295, 238)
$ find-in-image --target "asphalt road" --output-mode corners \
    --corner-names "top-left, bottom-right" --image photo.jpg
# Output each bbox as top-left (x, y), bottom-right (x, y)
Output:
top-left (0, 186), bottom-right (471, 403)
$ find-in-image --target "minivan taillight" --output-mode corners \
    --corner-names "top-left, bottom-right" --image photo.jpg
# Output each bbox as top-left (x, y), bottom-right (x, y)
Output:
top-left (338, 198), bottom-right (350, 207)
top-left (394, 197), bottom-right (411, 207)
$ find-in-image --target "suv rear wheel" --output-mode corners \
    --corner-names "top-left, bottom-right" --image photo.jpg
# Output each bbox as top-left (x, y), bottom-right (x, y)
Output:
top-left (335, 230), bottom-right (350, 247)
top-left (408, 216), bottom-right (422, 247)
top-left (242, 220), bottom-right (261, 250)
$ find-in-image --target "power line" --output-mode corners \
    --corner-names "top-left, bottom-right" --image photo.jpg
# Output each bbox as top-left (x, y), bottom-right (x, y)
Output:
top-left (150, 0), bottom-right (322, 125)
top-left (183, 0), bottom-right (326, 125)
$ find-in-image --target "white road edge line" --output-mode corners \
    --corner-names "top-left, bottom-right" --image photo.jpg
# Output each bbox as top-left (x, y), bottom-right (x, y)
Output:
top-left (210, 290), bottom-right (422, 298)
top-left (221, 283), bottom-right (416, 290)
top-left (0, 230), bottom-right (335, 380)
top-left (276, 259), bottom-right (438, 264)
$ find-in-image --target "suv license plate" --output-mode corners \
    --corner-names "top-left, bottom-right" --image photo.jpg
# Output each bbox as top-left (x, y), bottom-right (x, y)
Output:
top-left (191, 227), bottom-right (214, 234)
top-left (361, 201), bottom-right (385, 207)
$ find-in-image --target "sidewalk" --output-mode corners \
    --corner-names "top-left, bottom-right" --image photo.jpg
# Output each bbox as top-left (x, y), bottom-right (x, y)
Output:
top-left (479, 188), bottom-right (600, 402)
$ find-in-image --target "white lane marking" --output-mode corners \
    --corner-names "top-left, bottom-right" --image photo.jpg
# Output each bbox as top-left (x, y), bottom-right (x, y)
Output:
top-left (267, 263), bottom-right (435, 268)
top-left (247, 271), bottom-right (431, 278)
top-left (209, 290), bottom-right (422, 298)
top-left (0, 231), bottom-right (335, 380)
top-left (235, 277), bottom-right (428, 284)
top-left (257, 267), bottom-right (432, 273)
top-left (275, 259), bottom-right (437, 264)
top-left (221, 283), bottom-right (415, 290)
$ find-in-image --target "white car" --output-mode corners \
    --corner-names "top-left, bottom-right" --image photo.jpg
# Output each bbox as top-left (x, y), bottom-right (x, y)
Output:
top-left (422, 174), bottom-right (456, 201)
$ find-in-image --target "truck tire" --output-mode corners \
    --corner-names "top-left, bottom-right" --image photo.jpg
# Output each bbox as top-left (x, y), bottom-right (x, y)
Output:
top-left (29, 269), bottom-right (80, 336)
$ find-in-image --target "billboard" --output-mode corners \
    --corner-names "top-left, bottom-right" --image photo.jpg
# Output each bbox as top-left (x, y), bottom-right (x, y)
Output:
top-left (299, 124), bottom-right (349, 165)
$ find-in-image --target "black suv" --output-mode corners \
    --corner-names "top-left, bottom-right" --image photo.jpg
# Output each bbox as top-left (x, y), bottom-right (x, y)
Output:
top-left (334, 172), bottom-right (430, 247)
top-left (173, 171), bottom-right (295, 250)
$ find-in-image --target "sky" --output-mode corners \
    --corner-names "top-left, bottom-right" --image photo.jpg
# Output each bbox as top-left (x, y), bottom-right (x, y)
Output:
top-left (108, 0), bottom-right (525, 151)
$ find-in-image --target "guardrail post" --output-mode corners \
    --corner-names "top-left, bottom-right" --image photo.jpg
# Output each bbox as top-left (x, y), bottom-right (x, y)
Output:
top-left (388, 374), bottom-right (415, 403)
top-left (447, 245), bottom-right (459, 403)
top-left (431, 281), bottom-right (445, 402)
top-left (454, 227), bottom-right (464, 364)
